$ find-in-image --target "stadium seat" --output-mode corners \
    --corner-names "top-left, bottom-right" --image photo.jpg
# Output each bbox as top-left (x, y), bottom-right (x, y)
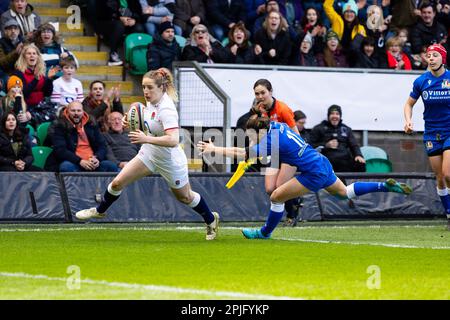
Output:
top-left (360, 146), bottom-right (388, 161)
top-left (175, 35), bottom-right (186, 47)
top-left (37, 122), bottom-right (51, 146)
top-left (221, 37), bottom-right (229, 47)
top-left (365, 158), bottom-right (393, 173)
top-left (124, 33), bottom-right (153, 76)
top-left (26, 124), bottom-right (35, 137)
top-left (32, 146), bottom-right (53, 169)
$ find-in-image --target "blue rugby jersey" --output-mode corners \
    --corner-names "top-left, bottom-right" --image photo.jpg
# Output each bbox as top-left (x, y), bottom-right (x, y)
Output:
top-left (251, 122), bottom-right (324, 173)
top-left (410, 70), bottom-right (450, 134)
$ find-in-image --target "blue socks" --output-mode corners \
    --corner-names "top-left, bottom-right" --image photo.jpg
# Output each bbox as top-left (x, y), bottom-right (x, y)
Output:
top-left (261, 202), bottom-right (285, 237)
top-left (188, 192), bottom-right (215, 225)
top-left (97, 183), bottom-right (121, 213)
top-left (346, 182), bottom-right (387, 198)
top-left (437, 188), bottom-right (450, 219)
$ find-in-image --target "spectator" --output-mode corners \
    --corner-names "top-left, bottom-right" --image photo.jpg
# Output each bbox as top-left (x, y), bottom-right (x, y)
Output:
top-left (12, 43), bottom-right (55, 127)
top-left (103, 111), bottom-right (139, 170)
top-left (390, 0), bottom-right (420, 30)
top-left (225, 21), bottom-right (257, 64)
top-left (82, 80), bottom-right (123, 133)
top-left (147, 21), bottom-right (182, 70)
top-left (205, 0), bottom-right (247, 41)
top-left (291, 33), bottom-right (318, 66)
top-left (316, 29), bottom-right (349, 67)
top-left (0, 75), bottom-right (31, 129)
top-left (0, 111), bottom-right (38, 171)
top-left (437, 0), bottom-right (450, 30)
top-left (0, 19), bottom-right (24, 76)
top-left (385, 36), bottom-right (412, 70)
top-left (410, 2), bottom-right (448, 60)
top-left (52, 101), bottom-right (119, 172)
top-left (0, 0), bottom-right (41, 40)
top-left (253, 11), bottom-right (292, 65)
top-left (139, 0), bottom-right (180, 37)
top-left (365, 5), bottom-right (388, 54)
top-left (354, 0), bottom-right (391, 23)
top-left (181, 24), bottom-right (231, 63)
top-left (396, 27), bottom-right (426, 70)
top-left (309, 104), bottom-right (365, 172)
top-left (278, 0), bottom-right (304, 31)
top-left (50, 57), bottom-right (84, 110)
top-left (33, 22), bottom-right (78, 79)
top-left (95, 0), bottom-right (144, 67)
top-left (354, 36), bottom-right (387, 68)
top-left (173, 0), bottom-right (206, 37)
top-left (299, 7), bottom-right (327, 54)
top-left (294, 109), bottom-right (309, 142)
top-left (244, 0), bottom-right (266, 33)
top-left (323, 0), bottom-right (366, 53)
top-left (253, 0), bottom-right (280, 35)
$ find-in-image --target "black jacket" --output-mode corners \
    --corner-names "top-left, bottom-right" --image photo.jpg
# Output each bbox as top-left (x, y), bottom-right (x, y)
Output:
top-left (51, 116), bottom-right (108, 165)
top-left (147, 34), bottom-right (182, 70)
top-left (253, 29), bottom-right (292, 65)
top-left (309, 120), bottom-right (363, 163)
top-left (410, 20), bottom-right (447, 55)
top-left (225, 43), bottom-right (257, 64)
top-left (0, 131), bottom-right (33, 170)
top-left (206, 0), bottom-right (247, 29)
top-left (181, 41), bottom-right (232, 63)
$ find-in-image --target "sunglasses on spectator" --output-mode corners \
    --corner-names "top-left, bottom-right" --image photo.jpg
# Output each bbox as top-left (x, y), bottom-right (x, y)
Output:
top-left (194, 29), bottom-right (207, 34)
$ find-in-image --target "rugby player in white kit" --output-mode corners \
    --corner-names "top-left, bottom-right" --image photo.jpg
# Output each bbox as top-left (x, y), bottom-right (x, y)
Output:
top-left (75, 68), bottom-right (220, 240)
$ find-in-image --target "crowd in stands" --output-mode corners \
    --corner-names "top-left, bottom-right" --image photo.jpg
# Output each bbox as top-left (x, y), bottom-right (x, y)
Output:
top-left (0, 0), bottom-right (448, 172)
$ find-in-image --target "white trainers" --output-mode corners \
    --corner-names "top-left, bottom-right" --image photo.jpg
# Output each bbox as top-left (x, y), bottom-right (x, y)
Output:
top-left (75, 207), bottom-right (106, 220)
top-left (206, 212), bottom-right (220, 240)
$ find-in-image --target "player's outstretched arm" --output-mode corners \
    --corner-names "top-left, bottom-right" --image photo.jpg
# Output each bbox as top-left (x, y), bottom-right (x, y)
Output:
top-left (403, 97), bottom-right (417, 134)
top-left (197, 139), bottom-right (246, 159)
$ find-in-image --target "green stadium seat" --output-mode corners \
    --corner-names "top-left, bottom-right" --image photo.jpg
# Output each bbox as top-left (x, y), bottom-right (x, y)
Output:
top-left (365, 158), bottom-right (393, 173)
top-left (32, 146), bottom-right (53, 169)
top-left (26, 124), bottom-right (35, 137)
top-left (360, 146), bottom-right (388, 161)
top-left (175, 35), bottom-right (186, 47)
top-left (125, 33), bottom-right (153, 75)
top-left (37, 122), bottom-right (51, 146)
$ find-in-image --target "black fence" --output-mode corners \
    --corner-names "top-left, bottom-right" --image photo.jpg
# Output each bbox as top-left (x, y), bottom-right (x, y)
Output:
top-left (0, 172), bottom-right (445, 223)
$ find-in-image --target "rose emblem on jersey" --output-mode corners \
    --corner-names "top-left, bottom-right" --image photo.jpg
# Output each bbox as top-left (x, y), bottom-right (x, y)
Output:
top-left (151, 112), bottom-right (156, 120)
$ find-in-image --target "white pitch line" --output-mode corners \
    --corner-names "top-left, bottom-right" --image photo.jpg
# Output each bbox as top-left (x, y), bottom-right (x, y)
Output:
top-left (0, 272), bottom-right (300, 300)
top-left (0, 224), bottom-right (440, 233)
top-left (277, 238), bottom-right (450, 250)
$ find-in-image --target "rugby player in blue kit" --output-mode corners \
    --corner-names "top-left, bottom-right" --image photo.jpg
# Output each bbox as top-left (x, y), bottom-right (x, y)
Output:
top-left (404, 43), bottom-right (450, 230)
top-left (198, 115), bottom-right (413, 239)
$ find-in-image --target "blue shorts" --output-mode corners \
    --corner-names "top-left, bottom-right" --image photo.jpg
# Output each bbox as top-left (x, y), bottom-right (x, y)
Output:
top-left (295, 155), bottom-right (338, 192)
top-left (423, 131), bottom-right (450, 157)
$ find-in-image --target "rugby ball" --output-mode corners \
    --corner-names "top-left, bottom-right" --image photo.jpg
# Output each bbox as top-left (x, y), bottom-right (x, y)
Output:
top-left (127, 102), bottom-right (147, 134)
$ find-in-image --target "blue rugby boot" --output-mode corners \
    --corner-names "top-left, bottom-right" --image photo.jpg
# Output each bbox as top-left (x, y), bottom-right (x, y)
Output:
top-left (242, 228), bottom-right (271, 239)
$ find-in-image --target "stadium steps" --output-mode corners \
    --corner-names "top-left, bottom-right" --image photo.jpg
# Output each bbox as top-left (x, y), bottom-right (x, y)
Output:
top-left (81, 80), bottom-right (134, 95)
top-left (31, 3), bottom-right (209, 173)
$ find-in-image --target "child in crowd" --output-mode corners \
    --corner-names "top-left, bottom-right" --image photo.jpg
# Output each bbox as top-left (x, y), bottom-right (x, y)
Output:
top-left (51, 57), bottom-right (84, 112)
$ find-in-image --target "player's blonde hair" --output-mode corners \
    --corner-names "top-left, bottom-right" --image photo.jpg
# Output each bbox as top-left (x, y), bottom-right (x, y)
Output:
top-left (143, 68), bottom-right (179, 103)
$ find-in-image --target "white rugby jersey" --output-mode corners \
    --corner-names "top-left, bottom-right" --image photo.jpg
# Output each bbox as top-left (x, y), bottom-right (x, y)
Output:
top-left (51, 77), bottom-right (84, 106)
top-left (140, 93), bottom-right (183, 162)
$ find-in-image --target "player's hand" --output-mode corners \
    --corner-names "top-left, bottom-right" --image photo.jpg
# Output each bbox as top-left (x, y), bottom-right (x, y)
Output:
top-left (129, 130), bottom-right (148, 144)
top-left (197, 139), bottom-right (215, 155)
top-left (355, 155), bottom-right (366, 163)
top-left (404, 121), bottom-right (414, 134)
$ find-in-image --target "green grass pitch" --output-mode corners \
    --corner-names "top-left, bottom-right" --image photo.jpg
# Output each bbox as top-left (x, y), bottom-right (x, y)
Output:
top-left (0, 220), bottom-right (449, 300)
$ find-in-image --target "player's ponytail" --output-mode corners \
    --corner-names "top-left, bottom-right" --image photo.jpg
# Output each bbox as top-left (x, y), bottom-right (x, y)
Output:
top-left (143, 68), bottom-right (179, 103)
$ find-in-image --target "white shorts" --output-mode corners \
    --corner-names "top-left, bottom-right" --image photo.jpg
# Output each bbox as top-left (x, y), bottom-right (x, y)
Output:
top-left (137, 146), bottom-right (189, 189)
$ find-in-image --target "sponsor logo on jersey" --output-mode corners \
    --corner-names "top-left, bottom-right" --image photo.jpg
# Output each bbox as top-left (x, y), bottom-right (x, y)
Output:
top-left (422, 91), bottom-right (429, 100)
top-left (442, 79), bottom-right (450, 89)
top-left (426, 141), bottom-right (433, 150)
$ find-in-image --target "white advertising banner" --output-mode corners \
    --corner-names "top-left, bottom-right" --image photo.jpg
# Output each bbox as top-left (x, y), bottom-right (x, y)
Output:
top-left (201, 67), bottom-right (426, 131)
